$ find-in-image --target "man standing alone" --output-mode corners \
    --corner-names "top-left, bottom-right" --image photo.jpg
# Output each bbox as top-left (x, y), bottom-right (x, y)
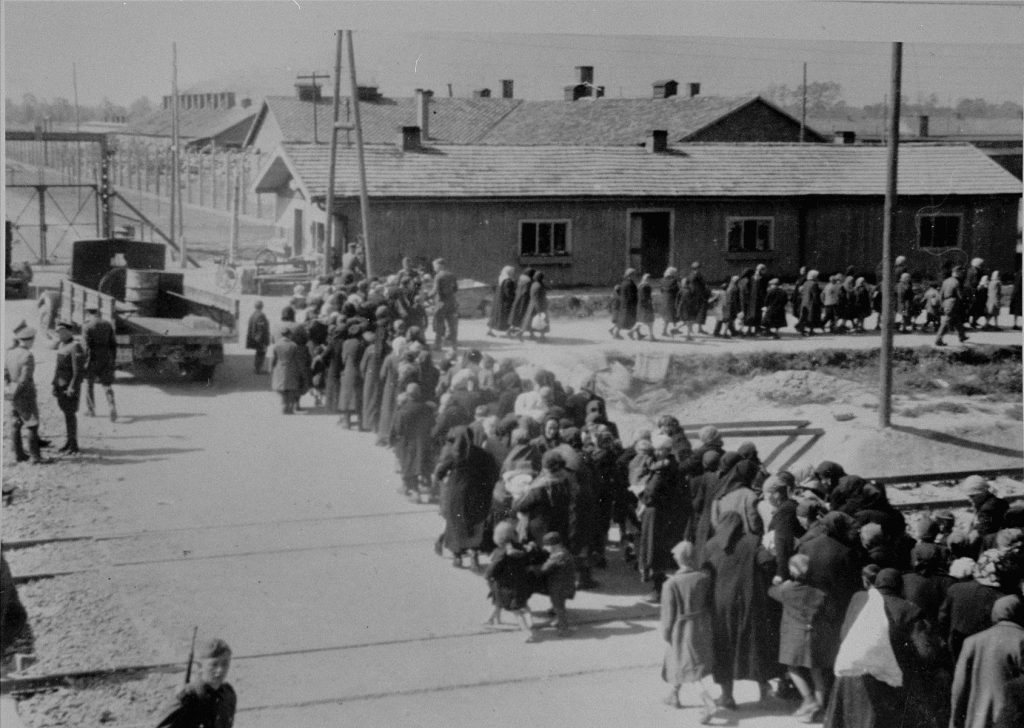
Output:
top-left (82, 306), bottom-right (118, 421)
top-left (432, 258), bottom-right (459, 350)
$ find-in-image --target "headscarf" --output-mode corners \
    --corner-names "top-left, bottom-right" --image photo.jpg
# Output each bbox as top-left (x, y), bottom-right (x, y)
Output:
top-left (991, 595), bottom-right (1024, 626)
top-left (714, 459), bottom-right (758, 500)
top-left (973, 549), bottom-right (1003, 588)
top-left (447, 425), bottom-right (474, 464)
top-left (819, 511), bottom-right (856, 545)
top-left (702, 450), bottom-right (722, 473)
top-left (737, 441), bottom-right (760, 464)
top-left (698, 425), bottom-right (722, 447)
top-left (498, 266), bottom-right (515, 284)
top-left (874, 568), bottom-right (902, 595)
top-left (911, 542), bottom-right (946, 577)
top-left (718, 451), bottom-right (742, 476)
top-left (815, 461), bottom-right (847, 494)
top-left (708, 510), bottom-right (746, 554)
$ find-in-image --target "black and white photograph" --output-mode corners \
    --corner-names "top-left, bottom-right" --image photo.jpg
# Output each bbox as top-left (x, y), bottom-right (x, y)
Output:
top-left (2, 1), bottom-right (1023, 726)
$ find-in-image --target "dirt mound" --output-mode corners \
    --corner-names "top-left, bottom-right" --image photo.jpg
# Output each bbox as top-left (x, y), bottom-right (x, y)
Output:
top-left (740, 370), bottom-right (866, 406)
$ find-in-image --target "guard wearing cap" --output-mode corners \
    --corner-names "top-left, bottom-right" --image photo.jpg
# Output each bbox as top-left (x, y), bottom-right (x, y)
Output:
top-left (52, 321), bottom-right (86, 454)
top-left (155, 637), bottom-right (236, 728)
top-left (935, 266), bottom-right (969, 347)
top-left (82, 306), bottom-right (118, 421)
top-left (4, 325), bottom-right (43, 463)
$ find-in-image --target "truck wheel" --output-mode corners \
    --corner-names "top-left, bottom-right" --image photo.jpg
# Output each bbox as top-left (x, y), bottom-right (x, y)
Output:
top-left (37, 291), bottom-right (60, 330)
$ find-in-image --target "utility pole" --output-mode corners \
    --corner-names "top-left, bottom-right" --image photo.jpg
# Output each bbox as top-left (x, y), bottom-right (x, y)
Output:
top-left (800, 62), bottom-right (807, 143)
top-left (171, 42), bottom-right (185, 266)
top-left (324, 32), bottom-right (344, 276)
top-left (297, 72), bottom-right (327, 144)
top-left (879, 42), bottom-right (902, 428)
top-left (345, 30), bottom-right (373, 278)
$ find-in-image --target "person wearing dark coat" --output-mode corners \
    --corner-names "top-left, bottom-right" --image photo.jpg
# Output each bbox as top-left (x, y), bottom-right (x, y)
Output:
top-left (616, 268), bottom-right (639, 338)
top-left (745, 263), bottom-right (769, 334)
top-left (681, 425), bottom-right (725, 478)
top-left (245, 300), bottom-right (271, 374)
top-left (687, 450), bottom-right (726, 554)
top-left (901, 542), bottom-right (954, 624)
top-left (657, 415), bottom-right (692, 465)
top-left (678, 261), bottom-right (709, 338)
top-left (269, 327), bottom-right (303, 414)
top-left (637, 435), bottom-right (692, 601)
top-left (951, 595), bottom-right (1024, 728)
top-left (521, 271), bottom-right (549, 340)
top-left (375, 344), bottom-right (403, 446)
top-left (390, 383), bottom-right (436, 500)
top-left (723, 274), bottom-right (741, 336)
top-left (359, 334), bottom-right (386, 432)
top-left (513, 450), bottom-right (573, 547)
top-left (434, 425), bottom-right (500, 570)
top-left (762, 278), bottom-right (789, 338)
top-left (963, 475), bottom-right (1009, 550)
top-left (659, 267), bottom-right (681, 337)
top-left (1009, 268), bottom-right (1022, 330)
top-left (337, 329), bottom-right (365, 428)
top-left (964, 257), bottom-right (985, 328)
top-left (995, 674), bottom-right (1024, 728)
top-left (797, 270), bottom-right (823, 335)
top-left (701, 510), bottom-right (778, 709)
top-left (939, 561), bottom-right (1009, 663)
top-left (637, 273), bottom-right (657, 340)
top-left (765, 477), bottom-right (806, 584)
top-left (487, 266), bottom-right (517, 337)
top-left (895, 272), bottom-right (915, 332)
top-left (508, 267), bottom-right (535, 333)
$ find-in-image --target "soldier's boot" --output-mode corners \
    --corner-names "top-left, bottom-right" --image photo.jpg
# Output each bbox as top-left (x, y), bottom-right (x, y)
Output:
top-left (10, 426), bottom-right (28, 462)
top-left (105, 389), bottom-right (117, 422)
top-left (26, 427), bottom-right (44, 464)
top-left (60, 415), bottom-right (79, 454)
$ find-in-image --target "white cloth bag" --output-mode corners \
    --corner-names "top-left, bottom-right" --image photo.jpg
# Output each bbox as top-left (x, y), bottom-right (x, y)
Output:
top-left (832, 587), bottom-right (903, 687)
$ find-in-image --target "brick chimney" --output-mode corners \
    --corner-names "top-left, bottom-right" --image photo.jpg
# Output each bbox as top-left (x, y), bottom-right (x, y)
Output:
top-left (295, 83), bottom-right (322, 102)
top-left (653, 80), bottom-right (678, 99)
top-left (472, 88), bottom-right (491, 98)
top-left (576, 66), bottom-right (594, 85)
top-left (415, 89), bottom-right (431, 141)
top-left (833, 131), bottom-right (856, 144)
top-left (357, 86), bottom-right (381, 102)
top-left (688, 82), bottom-right (701, 98)
top-left (398, 126), bottom-right (422, 151)
top-left (501, 79), bottom-right (514, 99)
top-left (646, 130), bottom-right (669, 153)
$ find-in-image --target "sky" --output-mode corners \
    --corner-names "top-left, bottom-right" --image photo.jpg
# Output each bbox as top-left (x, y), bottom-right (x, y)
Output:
top-left (2, 1), bottom-right (1023, 109)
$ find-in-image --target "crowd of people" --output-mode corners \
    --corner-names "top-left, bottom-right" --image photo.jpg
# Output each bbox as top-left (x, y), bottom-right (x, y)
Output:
top-left (606, 258), bottom-right (1022, 344)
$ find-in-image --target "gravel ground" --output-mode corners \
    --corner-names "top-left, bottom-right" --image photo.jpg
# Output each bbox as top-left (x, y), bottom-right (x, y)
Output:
top-left (2, 541), bottom-right (108, 577)
top-left (14, 672), bottom-right (180, 728)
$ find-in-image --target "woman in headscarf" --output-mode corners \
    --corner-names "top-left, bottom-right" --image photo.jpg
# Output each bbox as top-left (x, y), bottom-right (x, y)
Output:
top-left (359, 329), bottom-right (387, 433)
top-left (702, 510), bottom-right (778, 709)
top-left (951, 595), bottom-right (1024, 728)
top-left (508, 267), bottom-right (535, 334)
top-left (637, 434), bottom-right (691, 602)
top-left (513, 449), bottom-right (573, 546)
top-left (660, 267), bottom-right (681, 338)
top-left (688, 450), bottom-right (727, 558)
top-left (710, 458), bottom-right (763, 537)
top-left (902, 542), bottom-right (955, 624)
top-left (637, 273), bottom-right (657, 341)
top-left (521, 271), bottom-right (549, 341)
top-left (390, 383), bottom-right (436, 501)
top-left (337, 324), bottom-right (365, 429)
top-left (487, 265), bottom-right (517, 337)
top-left (433, 425), bottom-right (500, 570)
top-left (682, 425), bottom-right (725, 477)
top-left (616, 268), bottom-right (639, 340)
top-left (375, 333), bottom-right (406, 446)
top-left (815, 460), bottom-right (847, 502)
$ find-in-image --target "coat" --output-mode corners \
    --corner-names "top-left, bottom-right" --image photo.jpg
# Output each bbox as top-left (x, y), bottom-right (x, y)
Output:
top-left (660, 277), bottom-right (680, 323)
top-left (617, 278), bottom-right (638, 329)
top-left (701, 512), bottom-right (778, 683)
top-left (523, 280), bottom-right (548, 333)
top-left (637, 281), bottom-right (655, 325)
top-left (951, 620), bottom-right (1024, 728)
top-left (769, 580), bottom-right (836, 669)
top-left (245, 311), bottom-right (270, 350)
top-left (509, 273), bottom-right (534, 329)
top-left (661, 569), bottom-right (714, 685)
top-left (390, 397), bottom-right (435, 480)
top-left (270, 339), bottom-right (303, 392)
top-left (359, 342), bottom-right (385, 431)
top-left (488, 277), bottom-right (516, 332)
top-left (514, 473), bottom-right (572, 546)
top-left (435, 428), bottom-right (500, 553)
top-left (337, 337), bottom-right (364, 412)
top-left (763, 287), bottom-right (789, 329)
top-left (679, 272), bottom-right (708, 323)
top-left (939, 580), bottom-right (1005, 662)
top-left (375, 351), bottom-right (401, 444)
top-left (637, 456), bottom-right (691, 578)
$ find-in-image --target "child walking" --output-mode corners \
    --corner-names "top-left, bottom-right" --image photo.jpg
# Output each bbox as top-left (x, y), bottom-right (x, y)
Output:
top-left (535, 532), bottom-right (577, 635)
top-left (484, 521), bottom-right (540, 642)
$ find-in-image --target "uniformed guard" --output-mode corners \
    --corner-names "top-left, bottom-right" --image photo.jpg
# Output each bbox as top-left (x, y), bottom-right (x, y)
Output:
top-left (52, 320), bottom-right (85, 454)
top-left (155, 638), bottom-right (236, 728)
top-left (82, 306), bottom-right (118, 421)
top-left (4, 326), bottom-right (43, 463)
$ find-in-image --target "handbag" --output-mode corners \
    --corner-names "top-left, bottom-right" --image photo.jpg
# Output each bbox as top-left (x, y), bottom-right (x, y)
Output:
top-left (531, 312), bottom-right (549, 332)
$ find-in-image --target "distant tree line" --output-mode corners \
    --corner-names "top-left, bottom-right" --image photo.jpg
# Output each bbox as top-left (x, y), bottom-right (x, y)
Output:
top-left (760, 82), bottom-right (1022, 118)
top-left (5, 94), bottom-right (154, 127)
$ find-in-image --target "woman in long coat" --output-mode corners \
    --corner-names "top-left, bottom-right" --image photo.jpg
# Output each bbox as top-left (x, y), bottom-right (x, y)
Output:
top-left (637, 436), bottom-right (690, 601)
top-left (270, 327), bottom-right (303, 414)
top-left (390, 383), bottom-right (435, 499)
top-left (359, 332), bottom-right (386, 432)
top-left (522, 271), bottom-right (549, 340)
top-left (737, 268), bottom-right (755, 335)
top-left (375, 340), bottom-right (405, 446)
top-left (637, 273), bottom-right (657, 340)
top-left (509, 267), bottom-right (535, 332)
top-left (487, 266), bottom-right (517, 337)
top-left (616, 269), bottom-right (639, 338)
top-left (659, 267), bottom-right (680, 337)
top-left (701, 510), bottom-right (778, 709)
top-left (337, 327), bottom-right (364, 429)
top-left (434, 425), bottom-right (500, 570)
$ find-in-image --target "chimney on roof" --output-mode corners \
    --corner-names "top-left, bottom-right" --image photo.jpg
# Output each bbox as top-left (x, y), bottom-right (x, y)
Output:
top-left (398, 125), bottom-right (422, 151)
top-left (357, 86), bottom-right (381, 103)
top-left (688, 82), bottom-right (701, 98)
top-left (240, 97), bottom-right (252, 109)
top-left (653, 80), bottom-right (678, 99)
top-left (833, 131), bottom-right (856, 144)
top-left (295, 83), bottom-right (322, 102)
top-left (501, 80), bottom-right (514, 99)
top-left (646, 130), bottom-right (669, 153)
top-left (472, 88), bottom-right (491, 98)
top-left (576, 66), bottom-right (594, 85)
top-left (416, 89), bottom-right (432, 141)
top-left (919, 115), bottom-right (929, 138)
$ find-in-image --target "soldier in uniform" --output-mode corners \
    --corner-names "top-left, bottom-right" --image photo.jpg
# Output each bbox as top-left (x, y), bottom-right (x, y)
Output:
top-left (155, 638), bottom-right (236, 728)
top-left (52, 321), bottom-right (85, 454)
top-left (82, 306), bottom-right (118, 421)
top-left (431, 258), bottom-right (459, 350)
top-left (4, 326), bottom-right (43, 464)
top-left (935, 266), bottom-right (969, 347)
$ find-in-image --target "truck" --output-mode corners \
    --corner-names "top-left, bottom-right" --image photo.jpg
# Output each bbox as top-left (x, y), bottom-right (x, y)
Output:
top-left (39, 239), bottom-right (239, 381)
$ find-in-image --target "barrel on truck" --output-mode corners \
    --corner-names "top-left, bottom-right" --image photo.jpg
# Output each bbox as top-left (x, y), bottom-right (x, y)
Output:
top-left (40, 239), bottom-right (238, 381)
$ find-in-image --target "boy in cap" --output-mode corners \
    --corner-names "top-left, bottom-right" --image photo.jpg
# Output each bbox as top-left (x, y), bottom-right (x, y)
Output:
top-left (4, 326), bottom-right (43, 463)
top-left (82, 306), bottom-right (118, 421)
top-left (52, 321), bottom-right (85, 454)
top-left (155, 637), bottom-right (236, 728)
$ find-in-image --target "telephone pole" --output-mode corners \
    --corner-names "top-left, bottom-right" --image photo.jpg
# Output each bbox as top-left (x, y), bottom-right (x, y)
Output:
top-left (297, 72), bottom-right (328, 144)
top-left (879, 42), bottom-right (902, 428)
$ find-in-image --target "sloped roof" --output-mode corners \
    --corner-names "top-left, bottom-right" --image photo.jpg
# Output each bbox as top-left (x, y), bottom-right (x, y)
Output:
top-left (809, 114), bottom-right (1023, 141)
top-left (260, 141), bottom-right (1021, 200)
top-left (123, 105), bottom-right (257, 139)
top-left (250, 95), bottom-right (522, 146)
top-left (474, 95), bottom-right (799, 145)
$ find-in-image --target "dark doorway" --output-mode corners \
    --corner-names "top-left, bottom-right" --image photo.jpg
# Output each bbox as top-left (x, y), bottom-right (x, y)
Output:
top-left (628, 211), bottom-right (671, 276)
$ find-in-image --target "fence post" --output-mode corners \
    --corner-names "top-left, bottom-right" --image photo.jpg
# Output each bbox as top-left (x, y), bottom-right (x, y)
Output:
top-left (240, 153), bottom-right (248, 215)
top-left (198, 152), bottom-right (205, 207)
top-left (224, 151), bottom-right (231, 212)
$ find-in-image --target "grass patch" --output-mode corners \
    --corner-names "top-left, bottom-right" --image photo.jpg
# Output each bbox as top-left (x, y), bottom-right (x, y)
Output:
top-left (898, 401), bottom-right (971, 418)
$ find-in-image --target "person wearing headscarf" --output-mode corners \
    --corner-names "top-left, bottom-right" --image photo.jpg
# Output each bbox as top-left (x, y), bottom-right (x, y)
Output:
top-left (736, 441), bottom-right (769, 492)
top-left (762, 277), bottom-right (789, 339)
top-left (514, 450), bottom-right (573, 546)
top-left (637, 434), bottom-right (691, 602)
top-left (637, 272), bottom-right (657, 340)
top-left (659, 267), bottom-right (681, 337)
top-left (963, 475), bottom-right (1009, 552)
top-left (938, 550), bottom-right (1010, 664)
top-left (660, 541), bottom-right (716, 722)
top-left (796, 270), bottom-right (823, 336)
top-left (521, 271), bottom-right (549, 341)
top-left (359, 331), bottom-right (386, 432)
top-left (701, 510), bottom-right (778, 709)
top-left (815, 460), bottom-right (847, 501)
top-left (681, 425), bottom-right (725, 478)
top-left (616, 268), bottom-right (639, 339)
top-left (433, 425), bottom-right (500, 570)
top-left (763, 475), bottom-right (806, 584)
top-left (710, 459), bottom-right (763, 537)
top-left (688, 450), bottom-right (727, 557)
top-left (585, 428), bottom-right (625, 569)
top-left (487, 265), bottom-right (517, 337)
top-left (902, 542), bottom-right (955, 624)
top-left (657, 415), bottom-right (692, 464)
top-left (508, 267), bottom-right (535, 334)
top-left (375, 335), bottom-right (406, 446)
top-left (390, 383), bottom-right (436, 502)
top-left (825, 568), bottom-right (935, 728)
top-left (336, 325), bottom-right (365, 429)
